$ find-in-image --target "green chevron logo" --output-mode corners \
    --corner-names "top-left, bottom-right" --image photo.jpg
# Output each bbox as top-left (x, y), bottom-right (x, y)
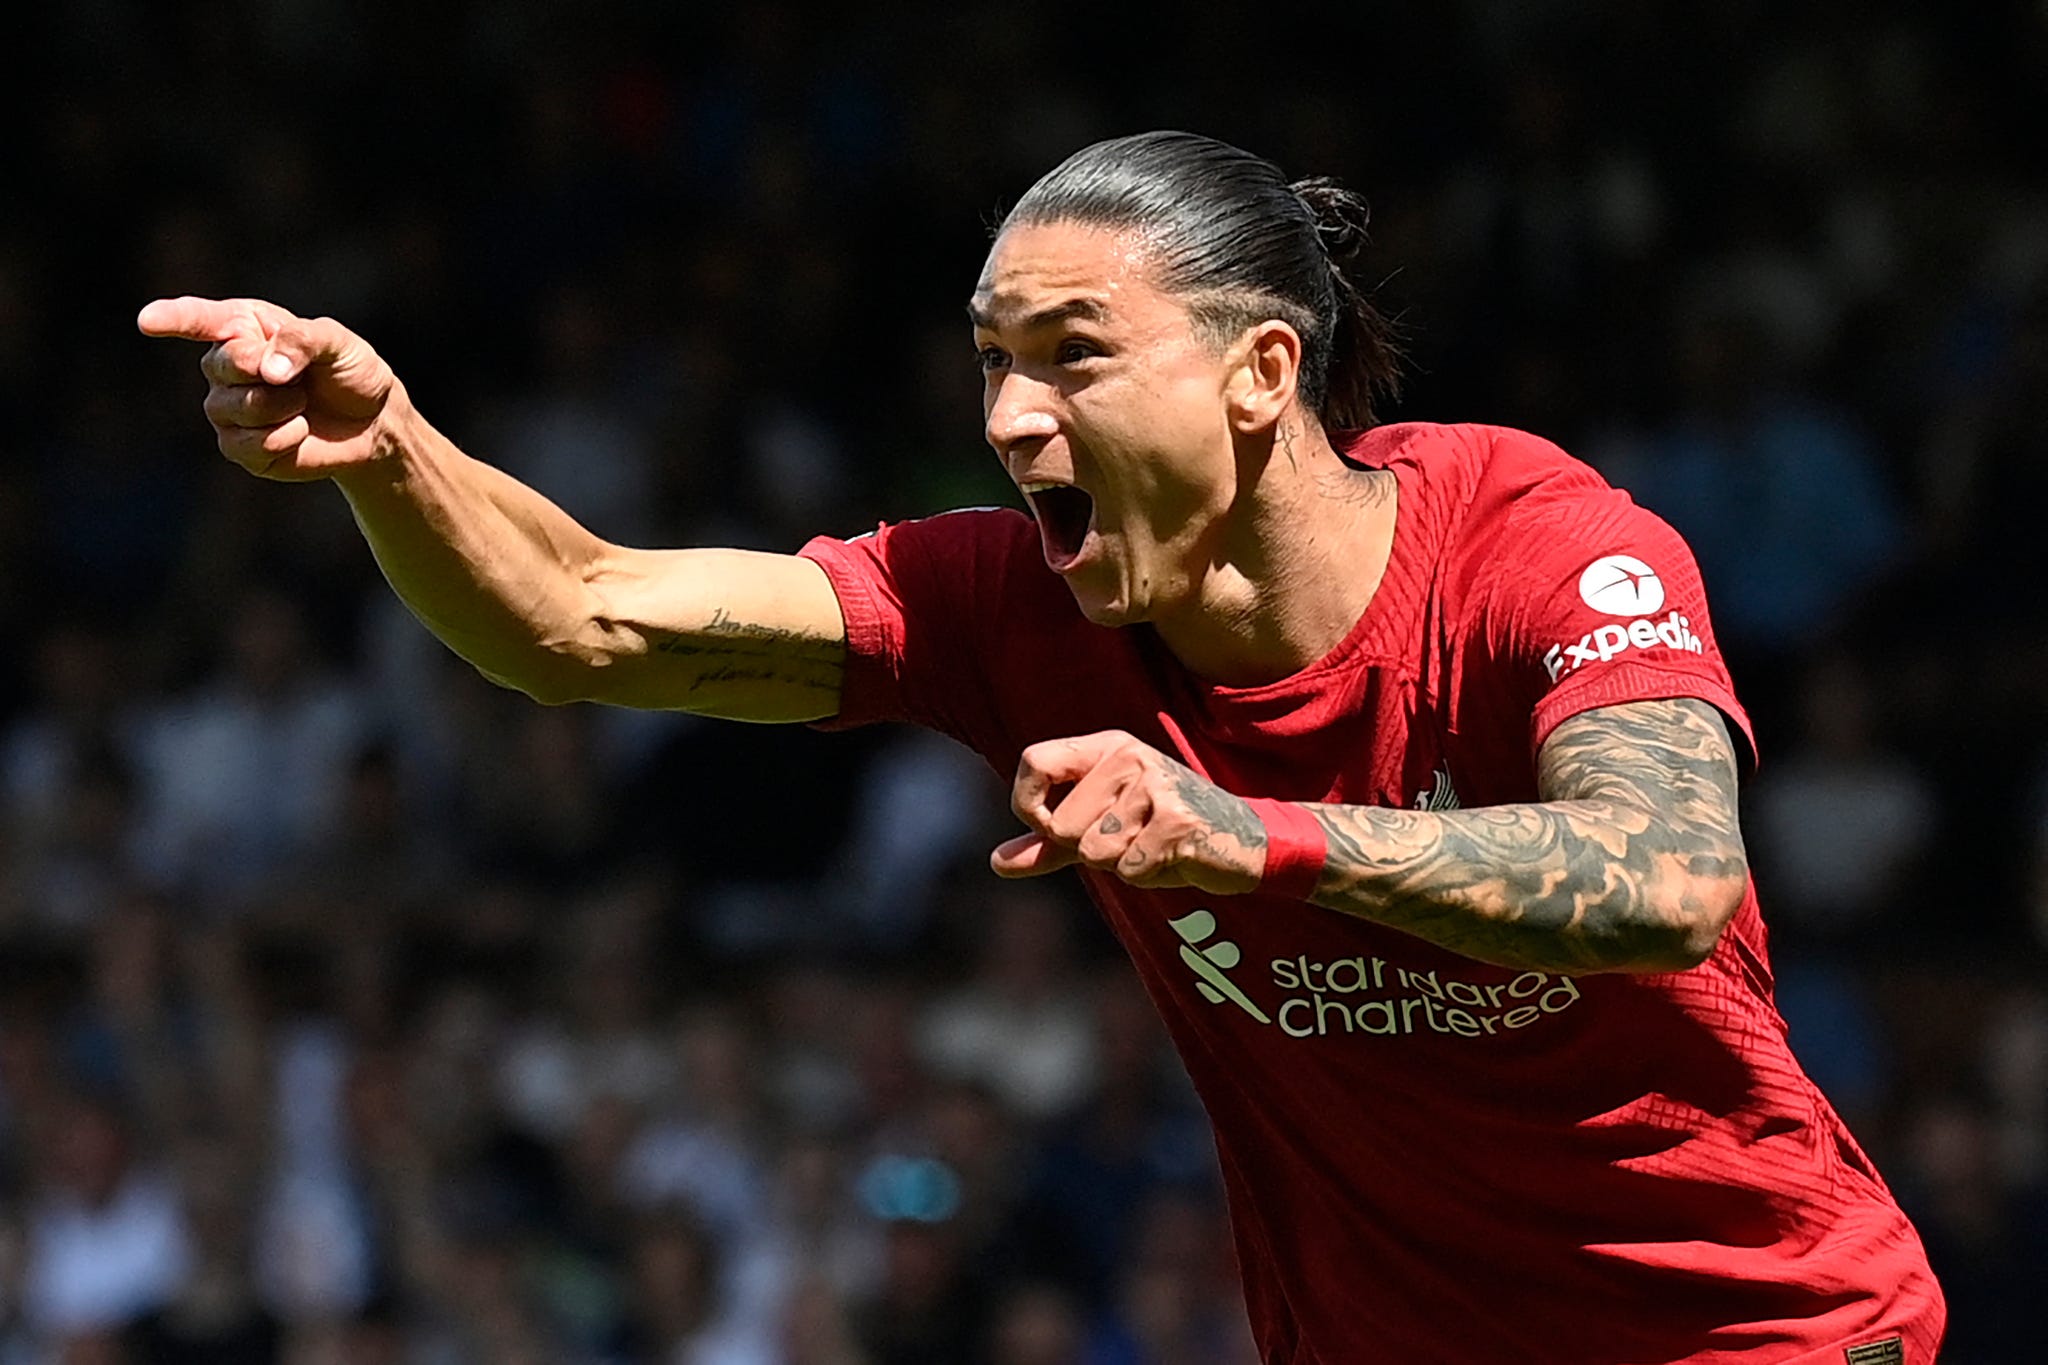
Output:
top-left (1168, 909), bottom-right (1270, 1025)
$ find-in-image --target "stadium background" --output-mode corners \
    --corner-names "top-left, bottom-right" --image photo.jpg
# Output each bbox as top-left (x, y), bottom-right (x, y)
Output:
top-left (2, 2), bottom-right (2044, 1360)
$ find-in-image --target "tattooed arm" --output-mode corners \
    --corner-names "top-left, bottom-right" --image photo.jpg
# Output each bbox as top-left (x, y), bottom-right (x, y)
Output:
top-left (353, 422), bottom-right (848, 718)
top-left (989, 702), bottom-right (1747, 973)
top-left (1303, 698), bottom-right (1748, 973)
top-left (340, 426), bottom-right (849, 720)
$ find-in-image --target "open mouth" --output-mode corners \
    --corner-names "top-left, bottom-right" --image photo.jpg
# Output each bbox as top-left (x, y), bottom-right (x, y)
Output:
top-left (1021, 482), bottom-right (1096, 568)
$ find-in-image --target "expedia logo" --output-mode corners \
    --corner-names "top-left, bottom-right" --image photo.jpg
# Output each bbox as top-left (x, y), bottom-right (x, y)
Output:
top-left (1543, 611), bottom-right (1704, 682)
top-left (1578, 554), bottom-right (1664, 615)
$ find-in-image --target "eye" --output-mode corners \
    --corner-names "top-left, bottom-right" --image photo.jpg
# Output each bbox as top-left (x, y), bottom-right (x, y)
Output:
top-left (1055, 338), bottom-right (1101, 365)
top-left (975, 345), bottom-right (1010, 375)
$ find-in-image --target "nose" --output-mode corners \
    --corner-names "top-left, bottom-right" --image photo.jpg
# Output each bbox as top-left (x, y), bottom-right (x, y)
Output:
top-left (983, 371), bottom-right (1060, 460)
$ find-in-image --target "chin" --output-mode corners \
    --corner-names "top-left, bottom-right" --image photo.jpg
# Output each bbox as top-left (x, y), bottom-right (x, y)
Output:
top-left (1068, 592), bottom-right (1136, 628)
top-left (1063, 577), bottom-right (1145, 628)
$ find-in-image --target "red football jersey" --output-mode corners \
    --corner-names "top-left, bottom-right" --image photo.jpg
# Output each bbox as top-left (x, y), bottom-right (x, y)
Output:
top-left (800, 423), bottom-right (1945, 1364)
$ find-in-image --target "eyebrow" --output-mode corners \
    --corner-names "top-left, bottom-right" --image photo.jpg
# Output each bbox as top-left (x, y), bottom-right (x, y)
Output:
top-left (965, 296), bottom-right (1110, 331)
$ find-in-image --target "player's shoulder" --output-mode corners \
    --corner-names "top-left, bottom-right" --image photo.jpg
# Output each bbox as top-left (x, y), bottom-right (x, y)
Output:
top-left (839, 503), bottom-right (1039, 566)
top-left (1360, 421), bottom-right (1683, 629)
top-left (817, 503), bottom-right (1074, 616)
top-left (1347, 421), bottom-right (1610, 517)
top-left (1346, 421), bottom-right (1631, 573)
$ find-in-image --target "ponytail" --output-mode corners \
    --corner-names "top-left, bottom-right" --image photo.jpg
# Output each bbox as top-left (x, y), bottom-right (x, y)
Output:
top-left (1289, 177), bottom-right (1404, 429)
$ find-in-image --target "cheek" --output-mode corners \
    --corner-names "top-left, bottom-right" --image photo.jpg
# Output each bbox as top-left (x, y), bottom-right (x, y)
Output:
top-left (1151, 366), bottom-right (1234, 467)
top-left (1133, 432), bottom-right (1236, 523)
top-left (1092, 378), bottom-right (1227, 490)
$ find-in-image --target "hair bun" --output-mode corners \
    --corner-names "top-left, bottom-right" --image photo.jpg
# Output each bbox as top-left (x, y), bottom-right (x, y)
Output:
top-left (1290, 177), bottom-right (1372, 266)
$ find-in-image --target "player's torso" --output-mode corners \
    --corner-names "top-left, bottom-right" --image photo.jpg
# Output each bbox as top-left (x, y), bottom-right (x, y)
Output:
top-left (945, 427), bottom-right (1939, 1361)
top-left (983, 609), bottom-right (1670, 1357)
top-left (981, 625), bottom-right (1926, 1361)
top-left (978, 574), bottom-right (1597, 1118)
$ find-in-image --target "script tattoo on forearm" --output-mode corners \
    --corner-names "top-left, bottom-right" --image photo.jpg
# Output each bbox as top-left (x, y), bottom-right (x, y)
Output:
top-left (1305, 699), bottom-right (1747, 973)
top-left (644, 607), bottom-right (844, 699)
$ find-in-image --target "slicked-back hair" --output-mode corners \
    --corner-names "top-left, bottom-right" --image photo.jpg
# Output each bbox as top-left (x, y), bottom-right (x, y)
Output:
top-left (1000, 131), bottom-right (1403, 430)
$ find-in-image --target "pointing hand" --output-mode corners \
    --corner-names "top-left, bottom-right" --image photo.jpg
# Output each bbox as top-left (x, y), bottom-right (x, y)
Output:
top-left (138, 296), bottom-right (403, 481)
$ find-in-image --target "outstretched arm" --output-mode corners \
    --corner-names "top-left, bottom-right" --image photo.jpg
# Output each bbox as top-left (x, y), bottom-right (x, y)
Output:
top-left (993, 698), bottom-right (1748, 974)
top-left (139, 296), bottom-right (846, 720)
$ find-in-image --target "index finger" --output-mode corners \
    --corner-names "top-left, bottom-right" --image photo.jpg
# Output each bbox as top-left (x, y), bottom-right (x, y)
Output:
top-left (136, 296), bottom-right (243, 342)
top-left (136, 296), bottom-right (291, 344)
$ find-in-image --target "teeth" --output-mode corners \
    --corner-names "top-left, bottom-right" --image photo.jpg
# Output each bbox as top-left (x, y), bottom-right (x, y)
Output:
top-left (1019, 481), bottom-right (1065, 495)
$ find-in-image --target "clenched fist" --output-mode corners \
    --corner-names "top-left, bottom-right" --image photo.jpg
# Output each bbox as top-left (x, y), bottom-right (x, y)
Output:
top-left (992, 730), bottom-right (1270, 893)
top-left (137, 296), bottom-right (403, 481)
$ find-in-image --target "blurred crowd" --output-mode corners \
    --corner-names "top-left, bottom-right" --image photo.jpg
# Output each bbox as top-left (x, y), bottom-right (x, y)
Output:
top-left (2, 1), bottom-right (2046, 1360)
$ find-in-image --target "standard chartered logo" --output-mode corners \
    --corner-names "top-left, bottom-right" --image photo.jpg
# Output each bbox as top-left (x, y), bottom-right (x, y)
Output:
top-left (1168, 910), bottom-right (1271, 1024)
top-left (1270, 957), bottom-right (1582, 1038)
top-left (1169, 909), bottom-right (1583, 1040)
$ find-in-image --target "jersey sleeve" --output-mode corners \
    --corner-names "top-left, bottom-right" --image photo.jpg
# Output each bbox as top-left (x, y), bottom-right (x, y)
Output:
top-left (1478, 484), bottom-right (1758, 769)
top-left (797, 509), bottom-right (1025, 752)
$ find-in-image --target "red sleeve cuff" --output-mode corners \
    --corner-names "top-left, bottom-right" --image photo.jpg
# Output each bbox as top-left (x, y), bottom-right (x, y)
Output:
top-left (798, 533), bottom-right (901, 731)
top-left (1245, 798), bottom-right (1328, 901)
top-left (1529, 663), bottom-right (1758, 775)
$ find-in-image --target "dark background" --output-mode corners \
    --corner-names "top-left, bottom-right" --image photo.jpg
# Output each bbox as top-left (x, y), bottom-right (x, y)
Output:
top-left (1, 2), bottom-right (2043, 1361)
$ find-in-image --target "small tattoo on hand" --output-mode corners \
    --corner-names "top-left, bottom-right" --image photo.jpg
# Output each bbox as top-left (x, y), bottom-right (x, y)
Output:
top-left (1098, 814), bottom-right (1124, 834)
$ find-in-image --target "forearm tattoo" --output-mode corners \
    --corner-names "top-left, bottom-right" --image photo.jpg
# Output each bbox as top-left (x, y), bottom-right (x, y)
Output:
top-left (1111, 757), bottom-right (1268, 881)
top-left (642, 606), bottom-right (844, 701)
top-left (1175, 761), bottom-right (1269, 848)
top-left (1306, 699), bottom-right (1748, 973)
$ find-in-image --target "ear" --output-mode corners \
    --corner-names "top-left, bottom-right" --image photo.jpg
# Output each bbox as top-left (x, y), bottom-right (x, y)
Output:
top-left (1222, 319), bottom-right (1305, 435)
